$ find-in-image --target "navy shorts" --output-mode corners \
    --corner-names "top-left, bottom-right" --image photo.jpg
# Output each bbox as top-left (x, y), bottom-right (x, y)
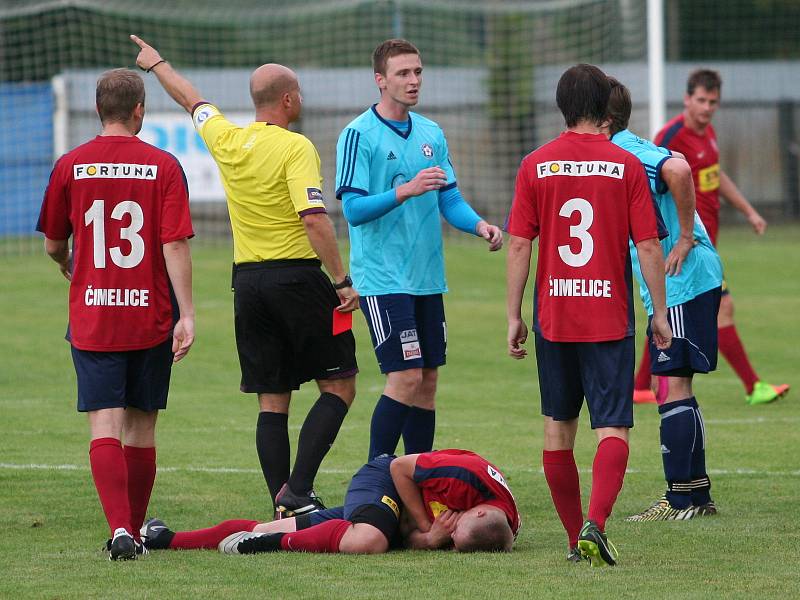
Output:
top-left (360, 293), bottom-right (446, 373)
top-left (307, 455), bottom-right (401, 541)
top-left (648, 286), bottom-right (721, 377)
top-left (535, 333), bottom-right (634, 429)
top-left (71, 337), bottom-right (173, 413)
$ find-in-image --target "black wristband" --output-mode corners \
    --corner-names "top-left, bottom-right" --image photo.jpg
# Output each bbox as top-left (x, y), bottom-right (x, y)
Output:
top-left (146, 59), bottom-right (166, 73)
top-left (333, 274), bottom-right (352, 290)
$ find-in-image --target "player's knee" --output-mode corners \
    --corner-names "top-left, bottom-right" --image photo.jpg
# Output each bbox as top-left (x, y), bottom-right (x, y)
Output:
top-left (388, 369), bottom-right (424, 396)
top-left (339, 524), bottom-right (388, 554)
top-left (318, 376), bottom-right (356, 405)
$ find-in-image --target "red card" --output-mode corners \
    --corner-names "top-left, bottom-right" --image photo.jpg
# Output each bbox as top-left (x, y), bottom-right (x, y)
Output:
top-left (332, 309), bottom-right (353, 336)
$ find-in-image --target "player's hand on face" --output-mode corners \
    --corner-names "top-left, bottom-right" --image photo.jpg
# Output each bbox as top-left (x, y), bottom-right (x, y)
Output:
top-left (398, 167), bottom-right (448, 201)
top-left (507, 318), bottom-right (528, 359)
top-left (650, 313), bottom-right (672, 350)
top-left (335, 286), bottom-right (360, 313)
top-left (130, 35), bottom-right (163, 72)
top-left (172, 316), bottom-right (195, 362)
top-left (426, 510), bottom-right (459, 547)
top-left (476, 222), bottom-right (504, 251)
top-left (748, 211), bottom-right (767, 235)
top-left (665, 236), bottom-right (694, 276)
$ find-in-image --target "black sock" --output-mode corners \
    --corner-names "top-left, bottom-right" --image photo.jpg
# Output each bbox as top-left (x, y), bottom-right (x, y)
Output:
top-left (288, 393), bottom-right (349, 494)
top-left (368, 395), bottom-right (411, 461)
top-left (402, 406), bottom-right (436, 454)
top-left (256, 411), bottom-right (290, 506)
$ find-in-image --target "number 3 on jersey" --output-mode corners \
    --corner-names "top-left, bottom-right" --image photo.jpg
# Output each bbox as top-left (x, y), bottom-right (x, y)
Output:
top-left (557, 197), bottom-right (593, 268)
top-left (84, 199), bottom-right (145, 269)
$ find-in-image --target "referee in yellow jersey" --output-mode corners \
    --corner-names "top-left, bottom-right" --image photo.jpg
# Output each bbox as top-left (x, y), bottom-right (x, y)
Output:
top-left (132, 36), bottom-right (358, 517)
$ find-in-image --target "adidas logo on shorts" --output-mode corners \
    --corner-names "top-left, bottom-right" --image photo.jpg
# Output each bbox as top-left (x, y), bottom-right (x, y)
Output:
top-left (657, 351), bottom-right (671, 363)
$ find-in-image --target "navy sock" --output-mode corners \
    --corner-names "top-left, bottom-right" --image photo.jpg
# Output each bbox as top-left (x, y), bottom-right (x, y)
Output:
top-left (690, 401), bottom-right (713, 506)
top-left (402, 407), bottom-right (436, 455)
top-left (256, 411), bottom-right (290, 506)
top-left (658, 397), bottom-right (696, 510)
top-left (289, 393), bottom-right (349, 494)
top-left (368, 395), bottom-right (411, 461)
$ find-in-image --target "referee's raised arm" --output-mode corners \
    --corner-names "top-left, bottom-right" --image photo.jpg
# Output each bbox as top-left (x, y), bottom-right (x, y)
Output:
top-left (130, 35), bottom-right (202, 113)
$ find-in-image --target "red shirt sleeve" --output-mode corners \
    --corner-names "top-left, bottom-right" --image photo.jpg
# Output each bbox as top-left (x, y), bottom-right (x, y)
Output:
top-left (506, 159), bottom-right (539, 240)
top-left (37, 157), bottom-right (72, 240)
top-left (159, 156), bottom-right (194, 244)
top-left (627, 159), bottom-right (660, 244)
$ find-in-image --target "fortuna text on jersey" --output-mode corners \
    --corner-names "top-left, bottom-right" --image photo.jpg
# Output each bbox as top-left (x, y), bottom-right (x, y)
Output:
top-left (536, 161), bottom-right (624, 179)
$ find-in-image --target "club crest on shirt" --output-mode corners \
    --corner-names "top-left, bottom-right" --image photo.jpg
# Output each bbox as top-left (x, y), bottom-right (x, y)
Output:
top-left (306, 187), bottom-right (325, 205)
top-left (421, 143), bottom-right (434, 158)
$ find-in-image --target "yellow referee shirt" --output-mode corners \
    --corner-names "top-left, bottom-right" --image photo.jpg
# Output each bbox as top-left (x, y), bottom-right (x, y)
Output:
top-left (192, 103), bottom-right (326, 264)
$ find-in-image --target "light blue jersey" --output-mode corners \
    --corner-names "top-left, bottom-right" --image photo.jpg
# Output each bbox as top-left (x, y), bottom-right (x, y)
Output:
top-left (612, 129), bottom-right (722, 314)
top-left (335, 105), bottom-right (458, 296)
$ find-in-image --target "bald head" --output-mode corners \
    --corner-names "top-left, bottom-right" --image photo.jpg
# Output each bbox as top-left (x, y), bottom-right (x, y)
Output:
top-left (250, 63), bottom-right (299, 109)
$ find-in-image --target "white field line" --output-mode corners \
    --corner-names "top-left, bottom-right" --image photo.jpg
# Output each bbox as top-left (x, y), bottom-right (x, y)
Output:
top-left (1, 463), bottom-right (798, 477)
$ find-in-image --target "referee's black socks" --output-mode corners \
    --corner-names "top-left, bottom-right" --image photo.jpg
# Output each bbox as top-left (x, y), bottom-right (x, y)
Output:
top-left (289, 393), bottom-right (349, 494)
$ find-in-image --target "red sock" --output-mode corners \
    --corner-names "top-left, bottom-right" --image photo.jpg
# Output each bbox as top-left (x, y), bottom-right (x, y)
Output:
top-left (542, 450), bottom-right (583, 548)
top-left (718, 325), bottom-right (759, 394)
top-left (124, 445), bottom-right (156, 541)
top-left (170, 519), bottom-right (260, 550)
top-left (587, 436), bottom-right (629, 532)
top-left (279, 519), bottom-right (351, 553)
top-left (634, 341), bottom-right (652, 390)
top-left (89, 437), bottom-right (131, 536)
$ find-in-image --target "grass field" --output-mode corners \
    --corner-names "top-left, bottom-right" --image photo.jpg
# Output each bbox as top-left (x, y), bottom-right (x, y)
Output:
top-left (1, 225), bottom-right (798, 599)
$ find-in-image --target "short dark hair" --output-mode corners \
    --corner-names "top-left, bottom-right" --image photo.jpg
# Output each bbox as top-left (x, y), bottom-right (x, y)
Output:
top-left (455, 511), bottom-right (513, 553)
top-left (556, 64), bottom-right (610, 128)
top-left (96, 68), bottom-right (145, 124)
top-left (687, 69), bottom-right (722, 96)
top-left (372, 38), bottom-right (420, 75)
top-left (606, 76), bottom-right (632, 136)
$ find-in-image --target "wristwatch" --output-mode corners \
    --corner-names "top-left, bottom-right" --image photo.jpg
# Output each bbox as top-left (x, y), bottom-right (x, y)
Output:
top-left (333, 274), bottom-right (353, 289)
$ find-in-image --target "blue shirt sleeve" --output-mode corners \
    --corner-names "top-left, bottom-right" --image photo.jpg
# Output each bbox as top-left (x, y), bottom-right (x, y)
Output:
top-left (336, 127), bottom-right (370, 199)
top-left (438, 186), bottom-right (481, 235)
top-left (439, 131), bottom-right (457, 192)
top-left (342, 189), bottom-right (398, 227)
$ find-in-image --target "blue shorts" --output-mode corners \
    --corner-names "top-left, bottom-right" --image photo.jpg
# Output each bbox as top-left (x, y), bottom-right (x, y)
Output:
top-left (648, 286), bottom-right (721, 377)
top-left (535, 333), bottom-right (634, 429)
top-left (71, 338), bottom-right (174, 413)
top-left (308, 455), bottom-right (401, 540)
top-left (360, 294), bottom-right (446, 373)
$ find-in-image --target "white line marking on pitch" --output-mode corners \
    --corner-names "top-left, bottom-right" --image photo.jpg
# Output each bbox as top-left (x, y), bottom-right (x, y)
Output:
top-left (1, 463), bottom-right (798, 477)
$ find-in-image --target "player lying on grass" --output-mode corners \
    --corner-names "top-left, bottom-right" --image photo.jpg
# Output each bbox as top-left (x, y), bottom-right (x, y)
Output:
top-left (141, 449), bottom-right (520, 554)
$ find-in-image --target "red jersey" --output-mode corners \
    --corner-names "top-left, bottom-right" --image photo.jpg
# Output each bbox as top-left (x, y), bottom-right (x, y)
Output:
top-left (413, 449), bottom-right (521, 536)
top-left (507, 132), bottom-right (660, 342)
top-left (655, 115), bottom-right (721, 244)
top-left (37, 136), bottom-right (193, 351)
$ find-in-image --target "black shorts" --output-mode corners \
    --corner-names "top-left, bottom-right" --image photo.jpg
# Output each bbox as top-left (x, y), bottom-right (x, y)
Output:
top-left (535, 333), bottom-right (634, 429)
top-left (232, 259), bottom-right (358, 394)
top-left (71, 337), bottom-right (173, 413)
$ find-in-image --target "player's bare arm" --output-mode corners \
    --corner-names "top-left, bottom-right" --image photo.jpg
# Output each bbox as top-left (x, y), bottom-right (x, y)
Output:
top-left (389, 454), bottom-right (432, 533)
top-left (395, 167), bottom-right (448, 202)
top-left (163, 238), bottom-right (195, 362)
top-left (506, 234), bottom-right (532, 359)
top-left (130, 35), bottom-right (203, 114)
top-left (635, 237), bottom-right (672, 350)
top-left (476, 221), bottom-right (504, 251)
top-left (301, 212), bottom-right (360, 312)
top-left (405, 509), bottom-right (459, 550)
top-left (44, 237), bottom-right (71, 281)
top-left (719, 170), bottom-right (767, 235)
top-left (661, 157), bottom-right (696, 276)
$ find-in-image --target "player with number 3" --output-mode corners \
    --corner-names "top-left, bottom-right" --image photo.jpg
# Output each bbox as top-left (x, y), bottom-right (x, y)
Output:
top-left (37, 68), bottom-right (195, 561)
top-left (505, 64), bottom-right (671, 567)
